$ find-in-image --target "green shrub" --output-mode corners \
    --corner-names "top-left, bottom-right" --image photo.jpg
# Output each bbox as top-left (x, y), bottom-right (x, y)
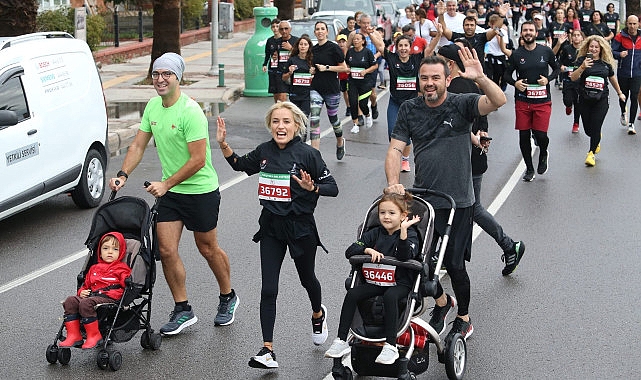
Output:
top-left (182, 0), bottom-right (206, 29)
top-left (234, 0), bottom-right (263, 20)
top-left (36, 7), bottom-right (74, 33)
top-left (86, 14), bottom-right (106, 51)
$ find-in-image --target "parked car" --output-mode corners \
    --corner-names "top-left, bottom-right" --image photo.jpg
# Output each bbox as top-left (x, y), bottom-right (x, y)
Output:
top-left (289, 18), bottom-right (346, 44)
top-left (0, 32), bottom-right (109, 221)
top-left (309, 0), bottom-right (377, 20)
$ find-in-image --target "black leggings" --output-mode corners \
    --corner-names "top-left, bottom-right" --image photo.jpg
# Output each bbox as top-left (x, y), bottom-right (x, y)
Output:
top-left (259, 235), bottom-right (322, 343)
top-left (578, 95), bottom-right (608, 153)
top-left (337, 283), bottom-right (411, 344)
top-left (562, 79), bottom-right (580, 124)
top-left (618, 75), bottom-right (641, 125)
top-left (519, 130), bottom-right (549, 171)
top-left (348, 79), bottom-right (372, 121)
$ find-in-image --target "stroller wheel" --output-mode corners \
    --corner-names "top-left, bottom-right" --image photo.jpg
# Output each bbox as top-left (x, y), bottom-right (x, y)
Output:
top-left (57, 347), bottom-right (71, 365)
top-left (45, 345), bottom-right (58, 364)
top-left (108, 350), bottom-right (123, 371)
top-left (140, 331), bottom-right (151, 349)
top-left (96, 349), bottom-right (109, 370)
top-left (444, 333), bottom-right (466, 380)
top-left (150, 331), bottom-right (162, 350)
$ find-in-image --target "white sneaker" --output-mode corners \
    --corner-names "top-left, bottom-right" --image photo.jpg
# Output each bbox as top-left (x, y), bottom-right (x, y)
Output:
top-left (374, 343), bottom-right (399, 365)
top-left (621, 113), bottom-right (627, 127)
top-left (350, 124), bottom-right (360, 134)
top-left (312, 304), bottom-right (328, 345)
top-left (248, 347), bottom-right (279, 369)
top-left (628, 124), bottom-right (636, 135)
top-left (324, 338), bottom-right (350, 358)
top-left (365, 115), bottom-right (373, 128)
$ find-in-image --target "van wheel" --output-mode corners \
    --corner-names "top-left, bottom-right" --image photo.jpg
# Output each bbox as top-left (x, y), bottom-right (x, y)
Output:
top-left (71, 148), bottom-right (106, 208)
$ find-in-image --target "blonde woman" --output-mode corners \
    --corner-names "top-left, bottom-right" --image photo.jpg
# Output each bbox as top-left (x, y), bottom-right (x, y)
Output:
top-left (570, 35), bottom-right (626, 166)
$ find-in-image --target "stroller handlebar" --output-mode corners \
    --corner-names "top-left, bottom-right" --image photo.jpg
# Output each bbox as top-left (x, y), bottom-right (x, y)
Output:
top-left (348, 255), bottom-right (423, 271)
top-left (405, 188), bottom-right (456, 210)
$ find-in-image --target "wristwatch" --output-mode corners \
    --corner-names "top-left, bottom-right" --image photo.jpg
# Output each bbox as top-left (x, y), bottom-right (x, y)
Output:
top-left (116, 170), bottom-right (128, 179)
top-left (325, 65), bottom-right (330, 71)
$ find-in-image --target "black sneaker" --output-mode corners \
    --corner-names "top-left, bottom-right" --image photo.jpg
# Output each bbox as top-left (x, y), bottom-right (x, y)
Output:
top-left (345, 108), bottom-right (351, 117)
top-left (522, 170), bottom-right (535, 182)
top-left (446, 317), bottom-right (474, 342)
top-left (502, 241), bottom-right (525, 276)
top-left (248, 347), bottom-right (278, 369)
top-left (336, 138), bottom-right (345, 160)
top-left (537, 151), bottom-right (549, 175)
top-left (428, 294), bottom-right (457, 335)
top-left (371, 105), bottom-right (379, 120)
top-left (357, 115), bottom-right (364, 126)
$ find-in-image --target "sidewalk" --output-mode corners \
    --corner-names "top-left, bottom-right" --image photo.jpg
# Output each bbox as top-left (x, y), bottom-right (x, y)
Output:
top-left (100, 30), bottom-right (253, 155)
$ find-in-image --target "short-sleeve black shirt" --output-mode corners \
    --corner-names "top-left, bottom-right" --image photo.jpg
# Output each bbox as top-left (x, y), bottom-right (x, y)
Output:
top-left (311, 41), bottom-right (346, 95)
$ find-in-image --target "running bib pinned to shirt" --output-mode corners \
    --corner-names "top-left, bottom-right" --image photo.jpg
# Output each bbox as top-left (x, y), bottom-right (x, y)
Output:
top-left (526, 84), bottom-right (548, 99)
top-left (279, 50), bottom-right (291, 63)
top-left (533, 1), bottom-right (541, 6)
top-left (553, 30), bottom-right (566, 39)
top-left (607, 22), bottom-right (616, 30)
top-left (292, 72), bottom-right (312, 86)
top-left (258, 172), bottom-right (291, 202)
top-left (583, 14), bottom-right (591, 22)
top-left (396, 76), bottom-right (417, 91)
top-left (350, 67), bottom-right (365, 79)
top-left (585, 76), bottom-right (605, 91)
top-left (362, 263), bottom-right (397, 286)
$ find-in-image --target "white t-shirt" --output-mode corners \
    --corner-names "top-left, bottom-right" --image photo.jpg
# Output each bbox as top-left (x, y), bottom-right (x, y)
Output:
top-left (414, 19), bottom-right (437, 42)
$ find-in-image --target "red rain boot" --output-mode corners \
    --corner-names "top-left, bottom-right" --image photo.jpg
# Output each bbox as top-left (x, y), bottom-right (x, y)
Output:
top-left (81, 320), bottom-right (102, 349)
top-left (59, 316), bottom-right (83, 348)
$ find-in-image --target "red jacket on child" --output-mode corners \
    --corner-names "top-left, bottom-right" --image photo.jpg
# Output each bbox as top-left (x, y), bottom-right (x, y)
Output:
top-left (78, 232), bottom-right (131, 300)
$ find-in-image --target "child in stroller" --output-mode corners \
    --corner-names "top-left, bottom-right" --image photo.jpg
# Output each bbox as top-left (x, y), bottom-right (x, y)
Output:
top-left (59, 232), bottom-right (131, 349)
top-left (325, 192), bottom-right (421, 364)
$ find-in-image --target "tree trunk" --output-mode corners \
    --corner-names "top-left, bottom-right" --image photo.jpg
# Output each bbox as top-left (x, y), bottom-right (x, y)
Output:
top-left (148, 0), bottom-right (181, 78)
top-left (274, 0), bottom-right (294, 21)
top-left (0, 0), bottom-right (38, 36)
top-left (625, 0), bottom-right (639, 19)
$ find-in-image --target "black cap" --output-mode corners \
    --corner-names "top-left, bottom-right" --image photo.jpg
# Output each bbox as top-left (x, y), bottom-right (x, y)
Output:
top-left (438, 44), bottom-right (466, 72)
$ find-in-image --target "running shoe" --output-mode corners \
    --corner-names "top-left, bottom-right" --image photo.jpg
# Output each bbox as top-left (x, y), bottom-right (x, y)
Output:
top-left (325, 338), bottom-right (350, 358)
top-left (401, 160), bottom-right (411, 173)
top-left (358, 115), bottom-right (364, 126)
top-left (620, 113), bottom-right (627, 126)
top-left (537, 151), bottom-right (548, 175)
top-left (565, 106), bottom-right (572, 115)
top-left (336, 139), bottom-right (346, 160)
top-left (365, 115), bottom-right (373, 128)
top-left (522, 170), bottom-right (535, 182)
top-left (638, 111), bottom-right (641, 120)
top-left (501, 241), bottom-right (525, 276)
top-left (160, 308), bottom-right (198, 335)
top-left (345, 108), bottom-right (351, 117)
top-left (312, 304), bottom-right (328, 345)
top-left (375, 343), bottom-right (399, 365)
top-left (572, 123), bottom-right (579, 133)
top-left (428, 294), bottom-right (457, 335)
top-left (372, 105), bottom-right (379, 120)
top-left (214, 292), bottom-right (239, 326)
top-left (446, 317), bottom-right (474, 341)
top-left (350, 124), bottom-right (360, 134)
top-left (628, 124), bottom-right (636, 135)
top-left (585, 151), bottom-right (595, 167)
top-left (595, 142), bottom-right (600, 154)
top-left (248, 347), bottom-right (279, 369)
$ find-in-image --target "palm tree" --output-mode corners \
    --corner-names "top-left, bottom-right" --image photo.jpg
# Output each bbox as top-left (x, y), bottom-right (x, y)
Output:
top-left (148, 0), bottom-right (181, 78)
top-left (0, 0), bottom-right (38, 36)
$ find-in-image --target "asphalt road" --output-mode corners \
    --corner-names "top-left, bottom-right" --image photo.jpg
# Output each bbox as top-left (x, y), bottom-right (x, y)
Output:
top-left (1, 85), bottom-right (640, 379)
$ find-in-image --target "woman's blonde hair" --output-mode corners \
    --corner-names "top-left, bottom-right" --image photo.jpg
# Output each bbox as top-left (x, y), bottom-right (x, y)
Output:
top-left (264, 101), bottom-right (308, 137)
top-left (577, 35), bottom-right (615, 67)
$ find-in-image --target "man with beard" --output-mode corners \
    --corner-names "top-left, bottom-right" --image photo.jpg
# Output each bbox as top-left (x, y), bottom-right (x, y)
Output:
top-left (504, 20), bottom-right (560, 182)
top-left (385, 50), bottom-right (507, 342)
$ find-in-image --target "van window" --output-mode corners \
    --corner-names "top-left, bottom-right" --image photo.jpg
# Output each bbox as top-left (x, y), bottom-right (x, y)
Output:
top-left (0, 76), bottom-right (30, 124)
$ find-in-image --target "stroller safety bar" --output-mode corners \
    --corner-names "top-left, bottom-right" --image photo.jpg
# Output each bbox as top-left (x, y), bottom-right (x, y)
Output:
top-left (348, 255), bottom-right (423, 272)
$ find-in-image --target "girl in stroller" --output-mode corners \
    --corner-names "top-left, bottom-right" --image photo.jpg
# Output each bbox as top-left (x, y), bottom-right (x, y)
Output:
top-left (59, 232), bottom-right (131, 349)
top-left (325, 192), bottom-right (420, 365)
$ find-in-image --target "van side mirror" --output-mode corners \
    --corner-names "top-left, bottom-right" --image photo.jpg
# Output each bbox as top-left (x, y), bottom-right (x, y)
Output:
top-left (0, 110), bottom-right (18, 127)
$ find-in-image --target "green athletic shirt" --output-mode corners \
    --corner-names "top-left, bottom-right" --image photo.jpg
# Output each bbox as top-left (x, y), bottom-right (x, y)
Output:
top-left (140, 93), bottom-right (218, 194)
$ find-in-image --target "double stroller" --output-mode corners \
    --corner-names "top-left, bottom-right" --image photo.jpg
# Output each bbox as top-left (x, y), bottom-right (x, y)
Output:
top-left (45, 192), bottom-right (161, 371)
top-left (331, 189), bottom-right (467, 380)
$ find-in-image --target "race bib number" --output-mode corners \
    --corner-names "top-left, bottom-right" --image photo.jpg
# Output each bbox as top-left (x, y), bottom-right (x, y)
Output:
top-left (270, 55), bottom-right (278, 68)
top-left (478, 17), bottom-right (486, 25)
top-left (279, 50), bottom-right (290, 63)
top-left (258, 172), bottom-right (291, 202)
top-left (526, 3), bottom-right (533, 8)
top-left (585, 75), bottom-right (605, 91)
top-left (535, 39), bottom-right (547, 46)
top-left (292, 72), bottom-right (312, 86)
top-left (513, 6), bottom-right (520, 12)
top-left (350, 67), bottom-right (365, 79)
top-left (553, 30), bottom-right (565, 39)
top-left (526, 84), bottom-right (548, 99)
top-left (566, 66), bottom-right (575, 73)
top-left (533, 1), bottom-right (541, 7)
top-left (607, 22), bottom-right (615, 30)
top-left (362, 263), bottom-right (397, 286)
top-left (396, 76), bottom-right (417, 90)
top-left (583, 14), bottom-right (591, 22)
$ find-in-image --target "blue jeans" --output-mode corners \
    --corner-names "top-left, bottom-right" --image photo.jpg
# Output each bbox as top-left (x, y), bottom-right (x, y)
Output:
top-left (472, 174), bottom-right (513, 252)
top-left (386, 96), bottom-right (401, 140)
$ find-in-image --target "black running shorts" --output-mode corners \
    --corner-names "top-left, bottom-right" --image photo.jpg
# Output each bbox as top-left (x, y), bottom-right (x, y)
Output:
top-left (156, 189), bottom-right (221, 232)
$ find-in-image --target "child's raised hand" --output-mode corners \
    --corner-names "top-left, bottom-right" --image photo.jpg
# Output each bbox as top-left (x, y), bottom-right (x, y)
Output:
top-left (401, 215), bottom-right (421, 230)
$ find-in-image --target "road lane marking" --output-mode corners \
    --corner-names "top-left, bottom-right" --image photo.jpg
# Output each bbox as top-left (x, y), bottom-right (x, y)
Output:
top-left (102, 74), bottom-right (139, 90)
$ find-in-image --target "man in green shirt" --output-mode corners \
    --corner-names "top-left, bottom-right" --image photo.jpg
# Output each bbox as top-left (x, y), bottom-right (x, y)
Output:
top-left (110, 53), bottom-right (239, 335)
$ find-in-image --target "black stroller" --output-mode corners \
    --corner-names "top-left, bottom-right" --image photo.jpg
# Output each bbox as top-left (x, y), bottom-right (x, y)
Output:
top-left (45, 191), bottom-right (161, 371)
top-left (331, 189), bottom-right (467, 380)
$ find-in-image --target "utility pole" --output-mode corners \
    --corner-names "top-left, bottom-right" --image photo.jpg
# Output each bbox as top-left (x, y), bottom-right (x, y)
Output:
top-left (208, 0), bottom-right (219, 75)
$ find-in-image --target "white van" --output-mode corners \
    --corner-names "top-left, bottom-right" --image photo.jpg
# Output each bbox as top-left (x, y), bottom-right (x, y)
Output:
top-left (0, 32), bottom-right (108, 220)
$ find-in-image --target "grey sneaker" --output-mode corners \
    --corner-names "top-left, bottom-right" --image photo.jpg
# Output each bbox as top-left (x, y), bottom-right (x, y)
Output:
top-left (214, 292), bottom-right (239, 326)
top-left (375, 343), bottom-right (399, 365)
top-left (160, 308), bottom-right (198, 335)
top-left (336, 139), bottom-right (346, 160)
top-left (324, 338), bottom-right (350, 358)
top-left (620, 113), bottom-right (627, 126)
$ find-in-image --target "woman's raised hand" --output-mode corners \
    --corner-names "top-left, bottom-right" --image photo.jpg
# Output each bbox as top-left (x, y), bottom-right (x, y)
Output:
top-left (216, 116), bottom-right (226, 143)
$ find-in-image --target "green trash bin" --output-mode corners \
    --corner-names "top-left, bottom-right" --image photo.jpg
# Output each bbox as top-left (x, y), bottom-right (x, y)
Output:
top-left (243, 6), bottom-right (278, 97)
